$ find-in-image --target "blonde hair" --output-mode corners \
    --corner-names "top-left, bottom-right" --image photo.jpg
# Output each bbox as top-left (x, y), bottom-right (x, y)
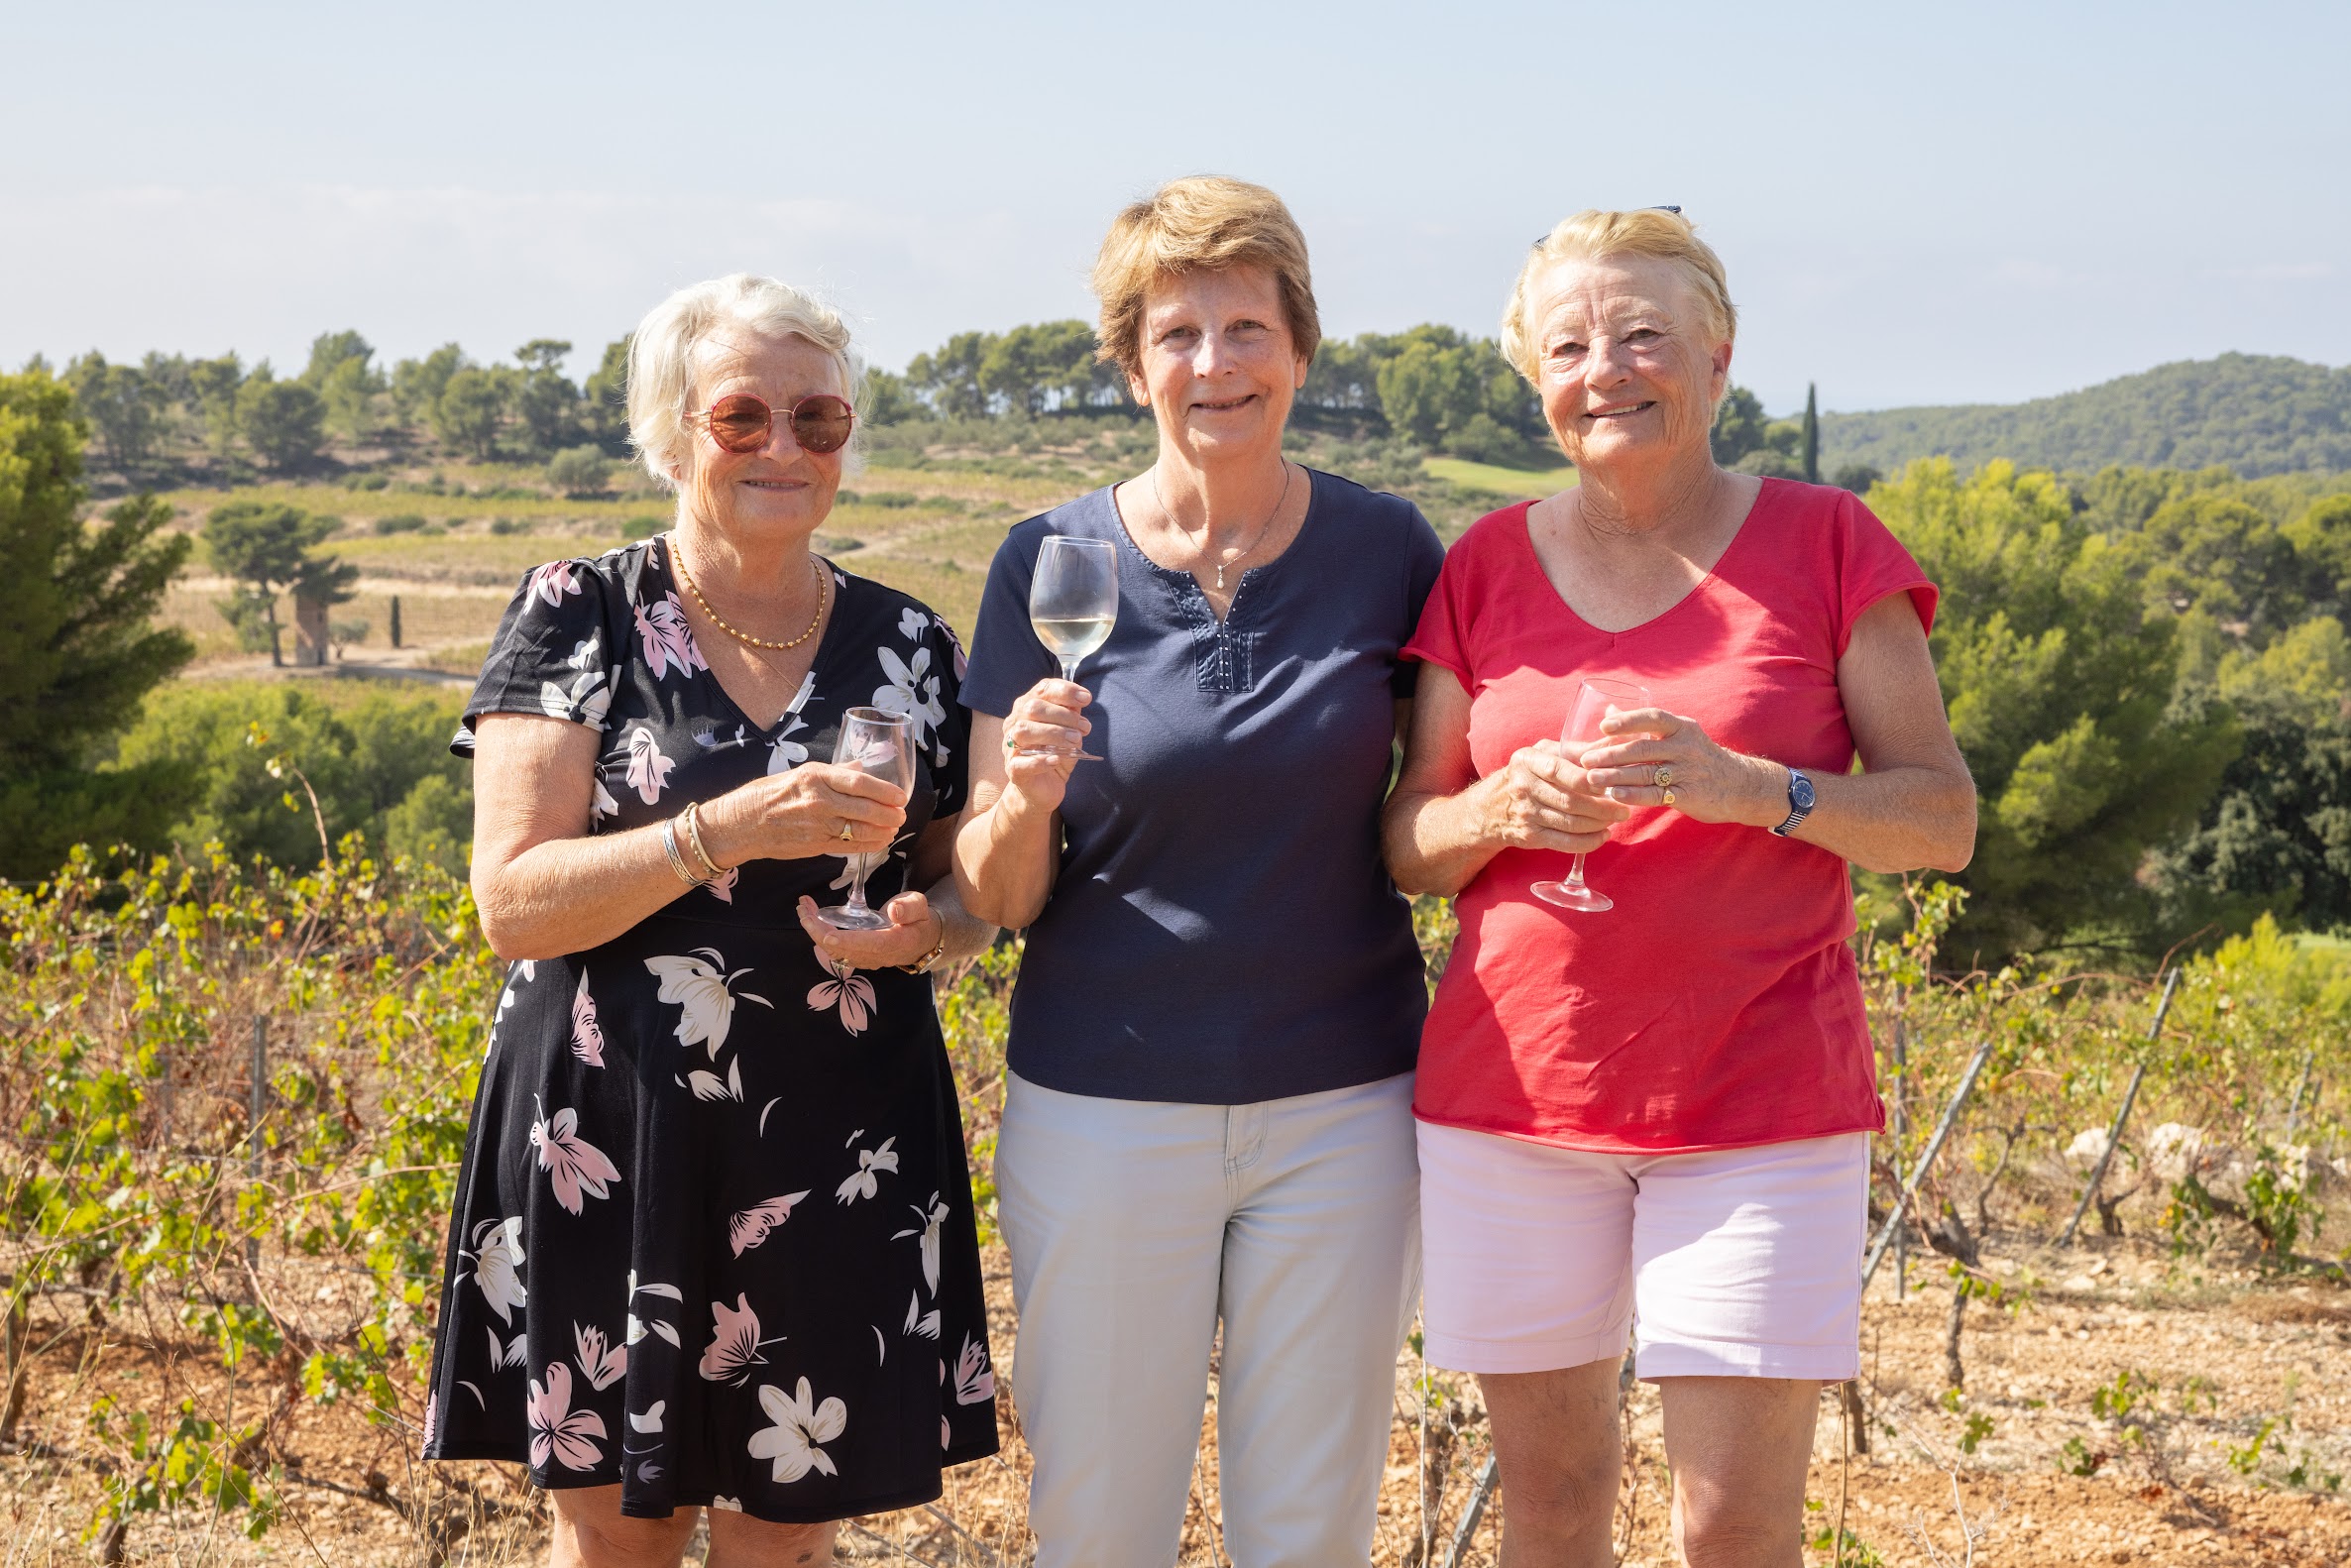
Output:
top-left (1501, 209), bottom-right (1736, 383)
top-left (1090, 176), bottom-right (1321, 380)
top-left (625, 274), bottom-right (864, 485)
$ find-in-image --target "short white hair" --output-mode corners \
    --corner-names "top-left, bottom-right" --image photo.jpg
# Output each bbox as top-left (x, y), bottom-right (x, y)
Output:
top-left (626, 273), bottom-right (865, 485)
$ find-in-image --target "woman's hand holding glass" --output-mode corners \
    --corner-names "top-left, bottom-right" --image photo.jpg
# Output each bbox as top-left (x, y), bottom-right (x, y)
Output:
top-left (694, 760), bottom-right (909, 866)
top-left (1576, 707), bottom-right (1784, 827)
top-left (998, 680), bottom-right (1089, 810)
top-left (1478, 739), bottom-right (1631, 854)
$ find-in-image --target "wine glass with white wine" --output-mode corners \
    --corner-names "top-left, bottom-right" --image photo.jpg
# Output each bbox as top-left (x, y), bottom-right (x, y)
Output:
top-left (1531, 676), bottom-right (1653, 913)
top-left (1024, 534), bottom-right (1119, 761)
top-left (817, 707), bottom-right (915, 932)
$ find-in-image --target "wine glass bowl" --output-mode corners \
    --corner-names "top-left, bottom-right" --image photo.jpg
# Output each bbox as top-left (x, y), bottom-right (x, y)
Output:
top-left (1024, 534), bottom-right (1118, 761)
top-left (817, 706), bottom-right (915, 932)
top-left (1531, 677), bottom-right (1653, 914)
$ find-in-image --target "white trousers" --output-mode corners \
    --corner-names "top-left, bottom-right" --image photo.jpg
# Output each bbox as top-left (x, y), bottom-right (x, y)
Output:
top-left (996, 1069), bottom-right (1420, 1568)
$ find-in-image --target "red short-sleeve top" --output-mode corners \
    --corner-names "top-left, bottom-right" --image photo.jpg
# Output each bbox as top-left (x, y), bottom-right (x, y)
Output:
top-left (1403, 479), bottom-right (1937, 1153)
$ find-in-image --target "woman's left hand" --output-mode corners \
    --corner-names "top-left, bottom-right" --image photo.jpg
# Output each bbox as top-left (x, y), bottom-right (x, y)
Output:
top-left (1576, 708), bottom-right (1781, 828)
top-left (796, 892), bottom-right (944, 972)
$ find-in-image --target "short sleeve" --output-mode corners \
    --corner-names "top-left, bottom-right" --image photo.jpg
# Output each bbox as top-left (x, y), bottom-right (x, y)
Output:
top-left (922, 610), bottom-right (974, 817)
top-left (1834, 491), bottom-right (1939, 658)
top-left (959, 523), bottom-right (1054, 719)
top-left (1402, 504), bottom-right (1522, 691)
top-left (451, 559), bottom-right (621, 758)
top-left (1393, 507), bottom-right (1450, 697)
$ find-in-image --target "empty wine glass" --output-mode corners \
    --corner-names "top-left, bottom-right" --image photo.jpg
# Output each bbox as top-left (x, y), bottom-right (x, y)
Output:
top-left (1532, 677), bottom-right (1653, 914)
top-left (817, 706), bottom-right (915, 932)
top-left (1023, 534), bottom-right (1119, 761)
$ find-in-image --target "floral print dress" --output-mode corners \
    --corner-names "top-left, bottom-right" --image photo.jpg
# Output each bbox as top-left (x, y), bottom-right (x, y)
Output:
top-left (422, 535), bottom-right (999, 1523)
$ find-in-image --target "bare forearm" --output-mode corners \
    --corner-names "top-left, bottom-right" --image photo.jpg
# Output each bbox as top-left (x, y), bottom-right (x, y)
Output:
top-left (1789, 764), bottom-right (1976, 874)
top-left (953, 788), bottom-right (1059, 930)
top-left (921, 869), bottom-right (997, 965)
top-left (1383, 779), bottom-right (1506, 898)
top-left (474, 825), bottom-right (692, 959)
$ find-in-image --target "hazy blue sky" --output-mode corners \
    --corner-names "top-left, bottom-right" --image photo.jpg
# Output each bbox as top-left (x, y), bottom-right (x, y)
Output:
top-left (5, 1), bottom-right (2345, 412)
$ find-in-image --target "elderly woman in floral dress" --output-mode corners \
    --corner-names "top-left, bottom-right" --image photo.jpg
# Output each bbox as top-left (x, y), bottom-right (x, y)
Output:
top-left (424, 274), bottom-right (1000, 1568)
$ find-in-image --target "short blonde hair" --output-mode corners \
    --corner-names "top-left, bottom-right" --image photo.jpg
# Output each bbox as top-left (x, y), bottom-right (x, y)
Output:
top-left (626, 273), bottom-right (864, 484)
top-left (1091, 176), bottom-right (1321, 381)
top-left (1501, 209), bottom-right (1736, 383)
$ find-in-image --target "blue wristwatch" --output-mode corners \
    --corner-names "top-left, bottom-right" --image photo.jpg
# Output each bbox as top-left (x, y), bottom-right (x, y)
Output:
top-left (1770, 767), bottom-right (1815, 838)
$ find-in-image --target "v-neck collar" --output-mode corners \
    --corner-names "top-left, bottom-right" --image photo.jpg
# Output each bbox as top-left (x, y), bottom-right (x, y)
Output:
top-left (651, 533), bottom-right (841, 736)
top-left (1515, 477), bottom-right (1773, 639)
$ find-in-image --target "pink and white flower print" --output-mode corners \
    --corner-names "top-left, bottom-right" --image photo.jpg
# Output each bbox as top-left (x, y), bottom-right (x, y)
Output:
top-left (568, 971), bottom-right (605, 1067)
top-left (808, 957), bottom-right (876, 1036)
top-left (952, 1333), bottom-right (996, 1405)
top-left (528, 1100), bottom-right (621, 1214)
top-left (748, 1378), bottom-right (846, 1483)
top-left (643, 948), bottom-right (770, 1055)
top-left (728, 1193), bottom-right (812, 1257)
top-left (526, 1362), bottom-right (607, 1470)
top-left (528, 560), bottom-right (582, 609)
top-left (620, 724), bottom-right (674, 805)
top-left (698, 1293), bottom-right (769, 1385)
top-left (634, 590), bottom-right (707, 681)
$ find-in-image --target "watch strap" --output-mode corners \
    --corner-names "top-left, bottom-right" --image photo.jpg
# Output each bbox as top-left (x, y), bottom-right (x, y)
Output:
top-left (1770, 768), bottom-right (1814, 838)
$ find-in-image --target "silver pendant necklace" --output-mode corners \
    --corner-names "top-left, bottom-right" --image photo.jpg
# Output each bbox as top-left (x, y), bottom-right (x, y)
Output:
top-left (1153, 461), bottom-right (1292, 591)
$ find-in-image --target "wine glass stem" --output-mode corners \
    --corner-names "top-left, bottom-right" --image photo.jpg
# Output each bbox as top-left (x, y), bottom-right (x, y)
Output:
top-left (1565, 852), bottom-right (1590, 891)
top-left (1058, 656), bottom-right (1080, 683)
top-left (844, 854), bottom-right (873, 915)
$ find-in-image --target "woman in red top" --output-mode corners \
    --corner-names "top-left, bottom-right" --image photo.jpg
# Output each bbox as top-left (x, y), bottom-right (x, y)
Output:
top-left (1384, 209), bottom-right (1975, 1567)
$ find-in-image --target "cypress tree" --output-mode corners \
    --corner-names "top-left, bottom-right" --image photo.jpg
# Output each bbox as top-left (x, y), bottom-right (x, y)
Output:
top-left (1802, 383), bottom-right (1821, 484)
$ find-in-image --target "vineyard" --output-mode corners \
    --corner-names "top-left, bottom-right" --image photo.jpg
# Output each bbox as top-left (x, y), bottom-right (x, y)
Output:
top-left (2, 841), bottom-right (2346, 1567)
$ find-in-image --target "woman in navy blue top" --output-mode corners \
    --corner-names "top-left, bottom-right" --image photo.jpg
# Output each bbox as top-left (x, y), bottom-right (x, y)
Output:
top-left (954, 177), bottom-right (1443, 1568)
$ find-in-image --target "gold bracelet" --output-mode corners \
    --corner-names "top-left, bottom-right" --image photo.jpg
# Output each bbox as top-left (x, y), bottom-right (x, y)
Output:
top-left (660, 818), bottom-right (705, 887)
top-left (899, 924), bottom-right (948, 975)
top-left (681, 801), bottom-right (725, 882)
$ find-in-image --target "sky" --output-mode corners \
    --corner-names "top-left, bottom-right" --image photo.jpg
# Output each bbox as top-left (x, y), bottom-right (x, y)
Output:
top-left (4, 0), bottom-right (2346, 414)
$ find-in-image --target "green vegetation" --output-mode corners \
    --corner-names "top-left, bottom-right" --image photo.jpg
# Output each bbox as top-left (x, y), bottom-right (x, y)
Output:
top-left (1823, 353), bottom-right (2351, 480)
top-left (1420, 456), bottom-right (1577, 498)
top-left (111, 681), bottom-right (473, 874)
top-left (1869, 458), bottom-right (2351, 958)
top-left (0, 369), bottom-right (194, 882)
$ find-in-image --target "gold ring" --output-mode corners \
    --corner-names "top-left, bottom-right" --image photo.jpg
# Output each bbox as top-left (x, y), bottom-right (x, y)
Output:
top-left (1661, 787), bottom-right (1677, 808)
top-left (1654, 765), bottom-right (1673, 788)
top-left (840, 823), bottom-right (854, 842)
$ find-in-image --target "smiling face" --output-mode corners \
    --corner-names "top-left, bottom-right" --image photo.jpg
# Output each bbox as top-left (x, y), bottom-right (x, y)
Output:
top-left (1524, 253), bottom-right (1733, 478)
top-left (674, 329), bottom-right (846, 547)
top-left (1129, 265), bottom-right (1308, 466)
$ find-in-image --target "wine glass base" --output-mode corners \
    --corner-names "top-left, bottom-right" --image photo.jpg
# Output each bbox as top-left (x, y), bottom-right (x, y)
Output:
top-left (815, 904), bottom-right (894, 932)
top-left (1012, 746), bottom-right (1104, 762)
top-left (1531, 880), bottom-right (1614, 913)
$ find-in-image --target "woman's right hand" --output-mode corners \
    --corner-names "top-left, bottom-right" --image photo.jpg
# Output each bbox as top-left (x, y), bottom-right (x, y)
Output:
top-left (998, 678), bottom-right (1089, 811)
top-left (700, 762), bottom-right (909, 866)
top-left (1476, 738), bottom-right (1629, 854)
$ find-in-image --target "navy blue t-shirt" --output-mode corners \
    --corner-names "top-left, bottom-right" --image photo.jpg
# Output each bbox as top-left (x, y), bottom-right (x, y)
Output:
top-left (960, 468), bottom-right (1446, 1104)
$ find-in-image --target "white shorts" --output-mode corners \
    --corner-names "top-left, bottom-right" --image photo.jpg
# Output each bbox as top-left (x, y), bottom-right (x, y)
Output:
top-left (1416, 1121), bottom-right (1868, 1381)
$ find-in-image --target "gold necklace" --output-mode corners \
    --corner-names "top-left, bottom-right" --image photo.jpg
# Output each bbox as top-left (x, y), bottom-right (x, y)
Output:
top-left (673, 541), bottom-right (829, 651)
top-left (1152, 460), bottom-right (1293, 591)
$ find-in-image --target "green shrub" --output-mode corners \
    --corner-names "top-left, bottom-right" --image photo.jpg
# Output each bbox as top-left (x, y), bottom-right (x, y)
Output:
top-left (111, 681), bottom-right (469, 868)
top-left (372, 512), bottom-right (427, 535)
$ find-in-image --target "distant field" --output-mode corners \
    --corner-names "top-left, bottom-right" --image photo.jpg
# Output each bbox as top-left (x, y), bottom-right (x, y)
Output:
top-left (1422, 456), bottom-right (1577, 498)
top-left (154, 464), bottom-right (1053, 672)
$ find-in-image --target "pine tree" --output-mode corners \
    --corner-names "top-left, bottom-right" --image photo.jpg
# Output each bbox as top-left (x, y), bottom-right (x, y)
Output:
top-left (0, 369), bottom-right (197, 879)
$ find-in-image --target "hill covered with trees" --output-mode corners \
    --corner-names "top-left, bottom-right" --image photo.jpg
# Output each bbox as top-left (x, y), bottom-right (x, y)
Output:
top-left (1821, 353), bottom-right (2351, 479)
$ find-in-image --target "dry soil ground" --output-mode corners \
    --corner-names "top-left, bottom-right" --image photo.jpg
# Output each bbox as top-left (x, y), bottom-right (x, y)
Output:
top-left (5, 1228), bottom-right (2347, 1568)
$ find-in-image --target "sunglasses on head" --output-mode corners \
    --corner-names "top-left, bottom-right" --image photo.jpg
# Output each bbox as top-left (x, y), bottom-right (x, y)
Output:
top-left (1530, 205), bottom-right (1683, 248)
top-left (690, 392), bottom-right (856, 455)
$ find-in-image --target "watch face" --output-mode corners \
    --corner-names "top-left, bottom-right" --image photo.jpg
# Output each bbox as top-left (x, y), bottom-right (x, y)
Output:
top-left (1790, 772), bottom-right (1817, 810)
